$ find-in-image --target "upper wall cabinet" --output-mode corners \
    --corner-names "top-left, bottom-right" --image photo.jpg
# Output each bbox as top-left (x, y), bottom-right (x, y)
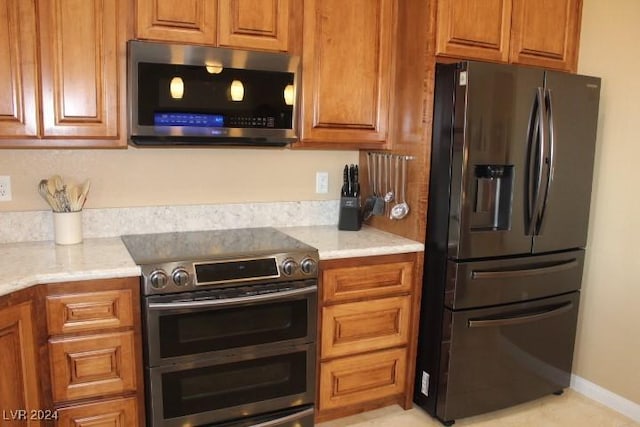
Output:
top-left (136, 0), bottom-right (291, 52)
top-left (0, 0), bottom-right (127, 148)
top-left (0, 0), bottom-right (39, 138)
top-left (298, 0), bottom-right (396, 148)
top-left (435, 0), bottom-right (582, 72)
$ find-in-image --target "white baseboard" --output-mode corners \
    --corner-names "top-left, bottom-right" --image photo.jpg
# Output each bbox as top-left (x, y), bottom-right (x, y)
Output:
top-left (571, 374), bottom-right (640, 423)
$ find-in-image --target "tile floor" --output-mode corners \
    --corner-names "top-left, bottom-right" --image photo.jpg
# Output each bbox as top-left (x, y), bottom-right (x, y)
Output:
top-left (317, 390), bottom-right (639, 427)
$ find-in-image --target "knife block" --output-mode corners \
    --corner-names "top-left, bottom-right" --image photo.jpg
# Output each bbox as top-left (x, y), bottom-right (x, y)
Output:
top-left (338, 197), bottom-right (362, 231)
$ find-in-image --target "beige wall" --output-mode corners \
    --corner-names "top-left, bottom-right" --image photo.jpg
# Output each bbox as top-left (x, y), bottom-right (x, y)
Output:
top-left (0, 147), bottom-right (358, 211)
top-left (575, 0), bottom-right (640, 403)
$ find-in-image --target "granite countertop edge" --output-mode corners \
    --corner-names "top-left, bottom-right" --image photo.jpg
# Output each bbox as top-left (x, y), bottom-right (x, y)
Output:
top-left (0, 226), bottom-right (423, 298)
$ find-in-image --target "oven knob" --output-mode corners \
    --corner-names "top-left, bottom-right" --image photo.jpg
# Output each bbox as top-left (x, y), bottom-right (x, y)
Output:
top-left (149, 270), bottom-right (168, 289)
top-left (300, 258), bottom-right (317, 275)
top-left (281, 258), bottom-right (298, 276)
top-left (172, 268), bottom-right (190, 287)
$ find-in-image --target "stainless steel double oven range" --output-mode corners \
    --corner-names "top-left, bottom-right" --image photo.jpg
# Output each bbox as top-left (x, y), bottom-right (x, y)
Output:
top-left (122, 228), bottom-right (318, 427)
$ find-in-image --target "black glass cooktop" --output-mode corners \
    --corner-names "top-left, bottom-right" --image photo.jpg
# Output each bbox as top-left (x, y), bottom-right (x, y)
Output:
top-left (121, 227), bottom-right (315, 265)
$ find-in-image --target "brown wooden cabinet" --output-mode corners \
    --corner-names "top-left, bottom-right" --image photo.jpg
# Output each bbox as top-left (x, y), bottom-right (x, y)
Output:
top-left (0, 298), bottom-right (41, 426)
top-left (435, 0), bottom-right (582, 71)
top-left (316, 252), bottom-right (420, 422)
top-left (136, 0), bottom-right (291, 51)
top-left (509, 0), bottom-right (582, 71)
top-left (44, 277), bottom-right (144, 426)
top-left (0, 0), bottom-right (40, 139)
top-left (297, 0), bottom-right (396, 148)
top-left (0, 0), bottom-right (128, 148)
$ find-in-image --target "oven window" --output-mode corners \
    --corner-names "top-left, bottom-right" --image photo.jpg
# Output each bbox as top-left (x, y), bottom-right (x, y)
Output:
top-left (161, 351), bottom-right (307, 419)
top-left (159, 300), bottom-right (309, 358)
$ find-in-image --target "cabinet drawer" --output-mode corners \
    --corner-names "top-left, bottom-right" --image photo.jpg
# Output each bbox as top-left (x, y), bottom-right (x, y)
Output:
top-left (46, 289), bottom-right (134, 335)
top-left (318, 348), bottom-right (406, 411)
top-left (321, 296), bottom-right (411, 359)
top-left (49, 331), bottom-right (137, 403)
top-left (56, 396), bottom-right (138, 426)
top-left (322, 260), bottom-right (413, 303)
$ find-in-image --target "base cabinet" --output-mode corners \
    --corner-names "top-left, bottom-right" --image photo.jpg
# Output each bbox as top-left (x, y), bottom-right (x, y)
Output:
top-left (316, 253), bottom-right (420, 422)
top-left (0, 299), bottom-right (41, 427)
top-left (56, 397), bottom-right (138, 427)
top-left (44, 277), bottom-right (144, 426)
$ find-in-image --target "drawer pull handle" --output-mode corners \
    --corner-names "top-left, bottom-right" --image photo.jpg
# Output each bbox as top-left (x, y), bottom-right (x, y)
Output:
top-left (471, 259), bottom-right (578, 280)
top-left (468, 302), bottom-right (574, 328)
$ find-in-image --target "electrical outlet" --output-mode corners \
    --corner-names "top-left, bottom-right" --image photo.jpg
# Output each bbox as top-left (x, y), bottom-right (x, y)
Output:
top-left (0, 176), bottom-right (11, 202)
top-left (421, 371), bottom-right (429, 396)
top-left (315, 172), bottom-right (329, 194)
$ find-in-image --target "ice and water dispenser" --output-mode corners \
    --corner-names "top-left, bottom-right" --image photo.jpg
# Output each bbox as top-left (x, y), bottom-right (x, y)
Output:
top-left (471, 165), bottom-right (513, 231)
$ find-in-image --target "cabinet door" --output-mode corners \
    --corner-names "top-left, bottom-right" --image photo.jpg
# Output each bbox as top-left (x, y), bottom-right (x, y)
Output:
top-left (318, 348), bottom-right (406, 411)
top-left (136, 0), bottom-right (217, 45)
top-left (56, 397), bottom-right (139, 427)
top-left (38, 0), bottom-right (120, 139)
top-left (321, 296), bottom-right (411, 359)
top-left (0, 302), bottom-right (41, 426)
top-left (300, 0), bottom-right (395, 147)
top-left (218, 0), bottom-right (289, 52)
top-left (0, 0), bottom-right (39, 140)
top-left (49, 331), bottom-right (137, 403)
top-left (510, 0), bottom-right (582, 71)
top-left (435, 0), bottom-right (512, 63)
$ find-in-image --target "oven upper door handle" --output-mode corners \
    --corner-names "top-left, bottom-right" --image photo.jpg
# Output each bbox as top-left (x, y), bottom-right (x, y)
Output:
top-left (147, 285), bottom-right (317, 310)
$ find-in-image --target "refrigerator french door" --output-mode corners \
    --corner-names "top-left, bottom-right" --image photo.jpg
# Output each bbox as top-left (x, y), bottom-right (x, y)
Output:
top-left (414, 61), bottom-right (601, 425)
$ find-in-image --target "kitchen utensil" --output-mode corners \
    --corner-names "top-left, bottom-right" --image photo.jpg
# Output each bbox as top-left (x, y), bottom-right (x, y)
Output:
top-left (38, 179), bottom-right (60, 212)
top-left (372, 153), bottom-right (385, 216)
top-left (391, 156), bottom-right (410, 220)
top-left (352, 165), bottom-right (360, 197)
top-left (384, 155), bottom-right (394, 216)
top-left (363, 154), bottom-right (376, 221)
top-left (78, 179), bottom-right (91, 210)
top-left (342, 165), bottom-right (349, 197)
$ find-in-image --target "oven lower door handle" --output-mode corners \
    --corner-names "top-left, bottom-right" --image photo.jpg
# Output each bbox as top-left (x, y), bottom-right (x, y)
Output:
top-left (147, 285), bottom-right (317, 310)
top-left (252, 406), bottom-right (314, 427)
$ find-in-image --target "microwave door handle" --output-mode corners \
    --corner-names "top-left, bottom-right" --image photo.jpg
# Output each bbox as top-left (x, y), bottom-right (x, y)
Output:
top-left (147, 285), bottom-right (317, 310)
top-left (250, 407), bottom-right (315, 427)
top-left (468, 302), bottom-right (574, 328)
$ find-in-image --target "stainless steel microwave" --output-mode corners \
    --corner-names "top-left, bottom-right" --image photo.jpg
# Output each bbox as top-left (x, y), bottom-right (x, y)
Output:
top-left (127, 40), bottom-right (299, 147)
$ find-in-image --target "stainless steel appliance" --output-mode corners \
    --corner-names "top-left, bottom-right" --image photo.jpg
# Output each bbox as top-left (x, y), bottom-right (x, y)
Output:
top-left (414, 61), bottom-right (601, 425)
top-left (121, 228), bottom-right (318, 427)
top-left (128, 40), bottom-right (299, 147)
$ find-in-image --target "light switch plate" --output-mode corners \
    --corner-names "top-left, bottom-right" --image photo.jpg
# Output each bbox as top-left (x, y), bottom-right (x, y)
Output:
top-left (0, 176), bottom-right (11, 201)
top-left (315, 172), bottom-right (329, 194)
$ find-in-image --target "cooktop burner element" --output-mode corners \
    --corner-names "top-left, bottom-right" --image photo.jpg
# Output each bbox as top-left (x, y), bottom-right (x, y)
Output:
top-left (122, 227), bottom-right (319, 296)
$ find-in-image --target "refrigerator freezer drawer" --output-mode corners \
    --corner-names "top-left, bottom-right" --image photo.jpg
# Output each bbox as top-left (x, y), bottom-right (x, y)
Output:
top-left (436, 292), bottom-right (579, 423)
top-left (445, 249), bottom-right (584, 309)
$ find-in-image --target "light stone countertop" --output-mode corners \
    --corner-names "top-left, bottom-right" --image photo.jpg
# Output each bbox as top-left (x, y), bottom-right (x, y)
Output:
top-left (0, 226), bottom-right (423, 298)
top-left (278, 225), bottom-right (424, 260)
top-left (0, 238), bottom-right (141, 298)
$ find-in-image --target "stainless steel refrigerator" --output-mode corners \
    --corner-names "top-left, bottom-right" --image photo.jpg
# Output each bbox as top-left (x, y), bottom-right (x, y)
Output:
top-left (414, 61), bottom-right (601, 425)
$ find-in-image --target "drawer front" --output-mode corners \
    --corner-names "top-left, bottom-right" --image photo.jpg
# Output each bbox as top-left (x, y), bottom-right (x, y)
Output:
top-left (318, 348), bottom-right (406, 411)
top-left (46, 289), bottom-right (134, 335)
top-left (56, 396), bottom-right (138, 426)
top-left (49, 331), bottom-right (137, 403)
top-left (322, 260), bottom-right (414, 303)
top-left (321, 296), bottom-right (411, 359)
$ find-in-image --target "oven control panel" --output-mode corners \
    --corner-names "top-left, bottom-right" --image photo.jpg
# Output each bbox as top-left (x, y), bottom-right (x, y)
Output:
top-left (140, 252), bottom-right (319, 296)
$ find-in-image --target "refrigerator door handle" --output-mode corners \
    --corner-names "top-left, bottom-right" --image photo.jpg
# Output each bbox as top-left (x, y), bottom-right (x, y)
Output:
top-left (467, 302), bottom-right (574, 328)
top-left (535, 88), bottom-right (556, 234)
top-left (526, 87), bottom-right (547, 235)
top-left (471, 259), bottom-right (579, 280)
